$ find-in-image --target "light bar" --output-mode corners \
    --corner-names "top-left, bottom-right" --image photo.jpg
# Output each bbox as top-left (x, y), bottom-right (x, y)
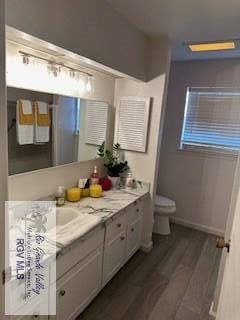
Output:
top-left (188, 41), bottom-right (236, 52)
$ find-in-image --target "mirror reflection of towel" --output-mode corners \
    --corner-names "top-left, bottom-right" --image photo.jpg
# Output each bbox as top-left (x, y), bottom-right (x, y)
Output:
top-left (34, 101), bottom-right (51, 143)
top-left (16, 100), bottom-right (34, 145)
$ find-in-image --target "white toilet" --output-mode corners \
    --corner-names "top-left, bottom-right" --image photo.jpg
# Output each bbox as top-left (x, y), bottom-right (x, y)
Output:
top-left (154, 195), bottom-right (176, 235)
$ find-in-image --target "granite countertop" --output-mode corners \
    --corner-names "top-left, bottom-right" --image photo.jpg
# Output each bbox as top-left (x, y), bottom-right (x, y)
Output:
top-left (9, 183), bottom-right (149, 251)
top-left (55, 183), bottom-right (150, 249)
top-left (7, 184), bottom-right (149, 282)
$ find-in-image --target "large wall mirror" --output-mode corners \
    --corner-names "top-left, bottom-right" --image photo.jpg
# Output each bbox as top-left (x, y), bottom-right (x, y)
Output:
top-left (7, 87), bottom-right (109, 175)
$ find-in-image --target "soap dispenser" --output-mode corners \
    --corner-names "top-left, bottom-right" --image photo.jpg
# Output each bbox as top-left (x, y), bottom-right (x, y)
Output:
top-left (90, 165), bottom-right (99, 185)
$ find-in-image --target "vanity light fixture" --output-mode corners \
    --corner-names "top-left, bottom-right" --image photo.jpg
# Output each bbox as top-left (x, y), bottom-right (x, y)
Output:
top-left (21, 53), bottom-right (30, 65)
top-left (47, 62), bottom-right (61, 78)
top-left (17, 50), bottom-right (95, 93)
top-left (18, 50), bottom-right (94, 79)
top-left (188, 41), bottom-right (236, 52)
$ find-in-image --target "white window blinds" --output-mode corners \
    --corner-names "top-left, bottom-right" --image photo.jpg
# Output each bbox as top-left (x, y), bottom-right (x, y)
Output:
top-left (114, 96), bottom-right (151, 152)
top-left (85, 100), bottom-right (108, 146)
top-left (181, 88), bottom-right (240, 151)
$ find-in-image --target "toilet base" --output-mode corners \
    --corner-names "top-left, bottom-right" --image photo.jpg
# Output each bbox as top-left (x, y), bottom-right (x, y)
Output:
top-left (153, 215), bottom-right (171, 235)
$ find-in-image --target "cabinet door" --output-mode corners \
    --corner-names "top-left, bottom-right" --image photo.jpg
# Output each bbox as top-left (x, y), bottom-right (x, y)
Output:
top-left (126, 218), bottom-right (143, 261)
top-left (102, 231), bottom-right (126, 287)
top-left (56, 247), bottom-right (103, 320)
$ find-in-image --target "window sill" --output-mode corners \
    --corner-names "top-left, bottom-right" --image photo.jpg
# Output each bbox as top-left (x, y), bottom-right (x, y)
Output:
top-left (178, 144), bottom-right (239, 159)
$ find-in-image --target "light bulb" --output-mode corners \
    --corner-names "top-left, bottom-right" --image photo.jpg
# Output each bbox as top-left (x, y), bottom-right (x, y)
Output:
top-left (22, 54), bottom-right (29, 65)
top-left (86, 76), bottom-right (92, 93)
top-left (69, 70), bottom-right (75, 78)
top-left (47, 63), bottom-right (61, 77)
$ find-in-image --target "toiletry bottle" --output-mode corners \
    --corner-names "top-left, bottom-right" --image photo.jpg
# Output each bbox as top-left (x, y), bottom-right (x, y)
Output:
top-left (90, 165), bottom-right (99, 185)
top-left (56, 186), bottom-right (65, 207)
top-left (126, 171), bottom-right (133, 188)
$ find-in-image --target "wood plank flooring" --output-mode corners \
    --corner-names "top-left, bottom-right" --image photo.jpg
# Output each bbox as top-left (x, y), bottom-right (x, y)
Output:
top-left (77, 224), bottom-right (221, 320)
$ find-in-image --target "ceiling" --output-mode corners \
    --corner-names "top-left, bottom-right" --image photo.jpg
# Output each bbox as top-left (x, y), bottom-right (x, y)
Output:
top-left (105, 0), bottom-right (240, 60)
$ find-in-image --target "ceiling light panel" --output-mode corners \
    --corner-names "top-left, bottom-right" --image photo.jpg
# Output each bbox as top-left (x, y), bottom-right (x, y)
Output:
top-left (188, 41), bottom-right (236, 52)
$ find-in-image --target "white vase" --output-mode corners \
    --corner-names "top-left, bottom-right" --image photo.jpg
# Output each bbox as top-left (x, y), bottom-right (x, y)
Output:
top-left (108, 176), bottom-right (120, 189)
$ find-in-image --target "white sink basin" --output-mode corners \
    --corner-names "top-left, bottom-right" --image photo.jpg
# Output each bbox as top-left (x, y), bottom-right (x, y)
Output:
top-left (56, 207), bottom-right (79, 226)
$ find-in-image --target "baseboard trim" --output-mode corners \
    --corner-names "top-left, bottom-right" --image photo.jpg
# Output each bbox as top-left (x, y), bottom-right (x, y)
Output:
top-left (170, 217), bottom-right (225, 236)
top-left (140, 241), bottom-right (153, 253)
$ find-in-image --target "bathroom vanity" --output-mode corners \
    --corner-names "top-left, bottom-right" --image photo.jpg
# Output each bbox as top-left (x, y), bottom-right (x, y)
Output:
top-left (53, 187), bottom-right (148, 320)
top-left (9, 186), bottom-right (149, 320)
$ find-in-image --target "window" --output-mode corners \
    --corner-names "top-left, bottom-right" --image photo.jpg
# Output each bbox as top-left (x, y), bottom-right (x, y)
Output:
top-left (180, 87), bottom-right (240, 153)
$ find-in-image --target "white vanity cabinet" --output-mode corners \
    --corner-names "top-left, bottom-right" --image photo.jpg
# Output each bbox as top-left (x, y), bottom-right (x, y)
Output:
top-left (52, 226), bottom-right (105, 320)
top-left (102, 212), bottom-right (127, 286)
top-left (102, 199), bottom-right (144, 287)
top-left (126, 200), bottom-right (144, 261)
top-left (10, 195), bottom-right (145, 320)
top-left (56, 246), bottom-right (103, 320)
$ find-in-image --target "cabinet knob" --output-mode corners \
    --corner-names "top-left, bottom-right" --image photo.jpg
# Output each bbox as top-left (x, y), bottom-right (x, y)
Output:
top-left (32, 314), bottom-right (39, 319)
top-left (136, 209), bottom-right (140, 213)
top-left (131, 227), bottom-right (135, 232)
top-left (60, 290), bottom-right (66, 296)
top-left (120, 236), bottom-right (125, 241)
top-left (117, 223), bottom-right (122, 228)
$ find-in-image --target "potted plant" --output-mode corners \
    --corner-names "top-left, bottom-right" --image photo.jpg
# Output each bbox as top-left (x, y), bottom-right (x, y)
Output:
top-left (97, 142), bottom-right (129, 188)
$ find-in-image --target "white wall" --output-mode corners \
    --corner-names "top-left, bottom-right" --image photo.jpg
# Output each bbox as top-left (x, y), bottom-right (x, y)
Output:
top-left (8, 158), bottom-right (105, 201)
top-left (115, 38), bottom-right (171, 250)
top-left (6, 0), bottom-right (146, 81)
top-left (157, 59), bottom-right (240, 235)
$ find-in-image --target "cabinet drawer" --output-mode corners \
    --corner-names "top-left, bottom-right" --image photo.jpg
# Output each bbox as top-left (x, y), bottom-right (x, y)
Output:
top-left (105, 213), bottom-right (127, 242)
top-left (57, 226), bottom-right (104, 280)
top-left (128, 200), bottom-right (143, 224)
top-left (56, 247), bottom-right (103, 320)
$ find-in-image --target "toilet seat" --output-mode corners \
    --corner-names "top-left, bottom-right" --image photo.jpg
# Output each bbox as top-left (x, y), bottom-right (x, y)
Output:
top-left (155, 195), bottom-right (176, 214)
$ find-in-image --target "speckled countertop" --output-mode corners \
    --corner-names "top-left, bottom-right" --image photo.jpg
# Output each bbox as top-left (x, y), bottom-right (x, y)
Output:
top-left (55, 183), bottom-right (150, 249)
top-left (9, 183), bottom-right (149, 250)
top-left (66, 185), bottom-right (149, 220)
top-left (8, 184), bottom-right (149, 282)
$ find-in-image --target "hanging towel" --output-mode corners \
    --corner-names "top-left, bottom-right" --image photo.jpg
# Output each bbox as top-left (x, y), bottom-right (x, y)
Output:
top-left (34, 101), bottom-right (50, 143)
top-left (16, 100), bottom-right (34, 145)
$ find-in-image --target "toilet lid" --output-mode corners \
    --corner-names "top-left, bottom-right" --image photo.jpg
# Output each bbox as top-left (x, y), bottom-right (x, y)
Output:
top-left (155, 195), bottom-right (176, 208)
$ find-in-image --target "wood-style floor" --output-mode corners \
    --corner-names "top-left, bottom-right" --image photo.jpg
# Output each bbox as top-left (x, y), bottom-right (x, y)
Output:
top-left (78, 224), bottom-right (221, 320)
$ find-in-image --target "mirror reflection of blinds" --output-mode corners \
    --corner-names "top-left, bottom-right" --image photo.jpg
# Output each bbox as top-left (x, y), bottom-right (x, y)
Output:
top-left (181, 88), bottom-right (240, 151)
top-left (85, 100), bottom-right (108, 146)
